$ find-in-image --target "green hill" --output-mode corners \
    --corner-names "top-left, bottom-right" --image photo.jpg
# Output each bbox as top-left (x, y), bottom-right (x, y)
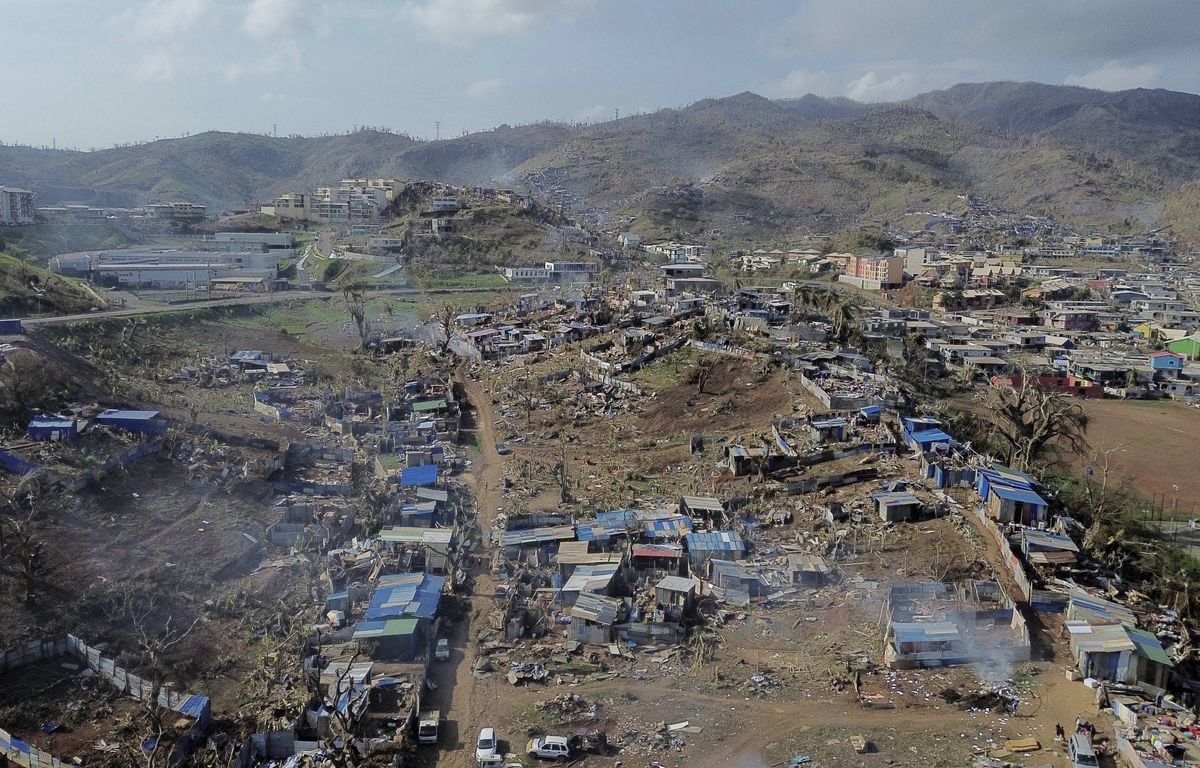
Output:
top-left (0, 252), bottom-right (107, 317)
top-left (3, 82), bottom-right (1200, 241)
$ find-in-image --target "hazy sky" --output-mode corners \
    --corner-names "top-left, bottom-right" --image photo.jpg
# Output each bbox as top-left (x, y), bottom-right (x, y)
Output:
top-left (3, 0), bottom-right (1199, 148)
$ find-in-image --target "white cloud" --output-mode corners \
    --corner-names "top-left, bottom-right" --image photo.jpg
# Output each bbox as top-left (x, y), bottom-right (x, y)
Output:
top-left (110, 0), bottom-right (211, 80)
top-left (399, 0), bottom-right (593, 44)
top-left (761, 69), bottom-right (834, 98)
top-left (1064, 61), bottom-right (1160, 91)
top-left (465, 78), bottom-right (504, 100)
top-left (844, 70), bottom-right (918, 102)
top-left (242, 0), bottom-right (315, 43)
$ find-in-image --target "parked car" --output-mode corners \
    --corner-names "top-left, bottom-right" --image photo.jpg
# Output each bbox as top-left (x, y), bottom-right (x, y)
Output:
top-left (435, 638), bottom-right (450, 661)
top-left (475, 727), bottom-right (498, 762)
top-left (526, 735), bottom-right (572, 761)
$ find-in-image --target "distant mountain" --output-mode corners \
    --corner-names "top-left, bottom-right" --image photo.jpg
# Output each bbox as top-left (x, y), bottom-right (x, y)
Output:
top-left (906, 81), bottom-right (1200, 181)
top-left (3, 81), bottom-right (1200, 241)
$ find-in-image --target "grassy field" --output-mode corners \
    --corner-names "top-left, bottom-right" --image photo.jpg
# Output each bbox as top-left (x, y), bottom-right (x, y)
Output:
top-left (0, 251), bottom-right (107, 315)
top-left (1075, 399), bottom-right (1200, 516)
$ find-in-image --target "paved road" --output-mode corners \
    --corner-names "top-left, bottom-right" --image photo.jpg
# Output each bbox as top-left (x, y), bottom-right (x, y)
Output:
top-left (22, 286), bottom-right (520, 327)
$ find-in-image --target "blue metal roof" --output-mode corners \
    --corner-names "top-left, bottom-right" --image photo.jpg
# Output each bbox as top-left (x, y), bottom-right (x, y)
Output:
top-left (400, 464), bottom-right (438, 487)
top-left (28, 417), bottom-right (75, 429)
top-left (643, 514), bottom-right (692, 538)
top-left (575, 520), bottom-right (627, 542)
top-left (98, 409), bottom-right (160, 420)
top-left (596, 509), bottom-right (638, 526)
top-left (364, 572), bottom-right (444, 620)
top-left (860, 405), bottom-right (883, 415)
top-left (908, 428), bottom-right (952, 444)
top-left (990, 485), bottom-right (1048, 506)
top-left (685, 531), bottom-right (747, 552)
top-left (177, 695), bottom-right (210, 718)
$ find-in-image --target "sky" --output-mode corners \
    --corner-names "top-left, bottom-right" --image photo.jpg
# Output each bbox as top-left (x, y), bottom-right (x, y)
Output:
top-left (3, 0), bottom-right (1199, 149)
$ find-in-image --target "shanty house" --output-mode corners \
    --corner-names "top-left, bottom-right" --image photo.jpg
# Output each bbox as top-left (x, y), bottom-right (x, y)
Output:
top-left (679, 496), bottom-right (728, 528)
top-left (787, 553), bottom-right (831, 587)
top-left (27, 416), bottom-right (84, 441)
top-left (95, 409), bottom-right (167, 436)
top-left (1019, 529), bottom-right (1079, 569)
top-left (807, 418), bottom-right (847, 444)
top-left (558, 562), bottom-right (621, 607)
top-left (378, 526), bottom-right (455, 572)
top-left (654, 575), bottom-right (697, 622)
top-left (684, 531), bottom-right (748, 568)
top-left (872, 491), bottom-right (923, 522)
top-left (630, 543), bottom-right (685, 582)
top-left (567, 593), bottom-right (626, 645)
top-left (353, 572), bottom-right (444, 659)
top-left (555, 541), bottom-right (625, 582)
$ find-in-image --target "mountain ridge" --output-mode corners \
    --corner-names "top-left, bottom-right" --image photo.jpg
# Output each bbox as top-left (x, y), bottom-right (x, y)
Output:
top-left (3, 81), bottom-right (1198, 240)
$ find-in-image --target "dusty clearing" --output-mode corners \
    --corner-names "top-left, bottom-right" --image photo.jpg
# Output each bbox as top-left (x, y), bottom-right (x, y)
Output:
top-left (1076, 399), bottom-right (1200, 514)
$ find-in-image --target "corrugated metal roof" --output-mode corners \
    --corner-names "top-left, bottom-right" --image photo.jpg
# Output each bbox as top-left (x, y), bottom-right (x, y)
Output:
top-left (364, 572), bottom-right (444, 620)
top-left (379, 526), bottom-right (452, 545)
top-left (575, 520), bottom-right (628, 542)
top-left (990, 485), bottom-right (1048, 506)
top-left (1069, 592), bottom-right (1136, 627)
top-left (1128, 627), bottom-right (1174, 667)
top-left (680, 496), bottom-right (724, 513)
top-left (684, 531), bottom-right (747, 552)
top-left (908, 428), bottom-right (952, 444)
top-left (1067, 621), bottom-right (1136, 653)
top-left (872, 491), bottom-right (921, 506)
top-left (643, 514), bottom-right (692, 538)
top-left (415, 487), bottom-right (449, 502)
top-left (786, 553), bottom-right (830, 574)
top-left (560, 563), bottom-right (619, 594)
top-left (570, 592), bottom-right (622, 625)
top-left (177, 695), bottom-right (210, 718)
top-left (411, 399), bottom-right (448, 412)
top-left (353, 617), bottom-right (420, 639)
top-left (655, 575), bottom-right (696, 593)
top-left (500, 524), bottom-right (576, 547)
top-left (633, 544), bottom-right (683, 558)
top-left (98, 409), bottom-right (160, 420)
top-left (892, 622), bottom-right (960, 643)
top-left (1021, 529), bottom-right (1079, 552)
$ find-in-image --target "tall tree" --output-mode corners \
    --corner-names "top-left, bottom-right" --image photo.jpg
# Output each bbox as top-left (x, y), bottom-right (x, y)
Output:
top-left (978, 368), bottom-right (1088, 472)
top-left (340, 281), bottom-right (370, 349)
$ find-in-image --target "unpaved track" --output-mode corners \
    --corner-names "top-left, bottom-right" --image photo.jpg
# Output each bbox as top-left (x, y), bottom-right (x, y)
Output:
top-left (428, 366), bottom-right (508, 767)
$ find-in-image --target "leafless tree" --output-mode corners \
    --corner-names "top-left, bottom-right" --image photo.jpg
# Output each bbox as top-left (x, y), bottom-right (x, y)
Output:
top-left (111, 586), bottom-right (202, 768)
top-left (692, 359), bottom-right (715, 396)
top-left (341, 281), bottom-right (370, 349)
top-left (0, 355), bottom-right (55, 419)
top-left (0, 475), bottom-right (52, 602)
top-left (977, 367), bottom-right (1088, 472)
top-left (436, 302), bottom-right (456, 354)
top-left (1080, 445), bottom-right (1132, 551)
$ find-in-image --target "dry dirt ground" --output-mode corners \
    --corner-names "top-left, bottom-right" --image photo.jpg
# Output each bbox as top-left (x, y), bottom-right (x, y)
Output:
top-left (413, 356), bottom-right (1112, 768)
top-left (1075, 398), bottom-right (1200, 515)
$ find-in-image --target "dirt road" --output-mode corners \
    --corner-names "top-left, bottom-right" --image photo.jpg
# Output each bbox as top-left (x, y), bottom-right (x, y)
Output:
top-left (423, 367), bottom-right (509, 767)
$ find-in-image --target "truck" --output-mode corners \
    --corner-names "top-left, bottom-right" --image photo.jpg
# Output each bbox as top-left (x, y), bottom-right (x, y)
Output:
top-left (417, 710), bottom-right (439, 745)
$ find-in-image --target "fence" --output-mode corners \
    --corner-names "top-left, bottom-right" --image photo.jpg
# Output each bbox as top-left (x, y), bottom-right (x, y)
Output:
top-left (0, 634), bottom-right (211, 767)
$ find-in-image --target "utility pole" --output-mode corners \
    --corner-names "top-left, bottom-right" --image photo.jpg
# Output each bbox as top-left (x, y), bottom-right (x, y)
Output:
top-left (435, 121), bottom-right (440, 141)
top-left (614, 108), bottom-right (619, 122)
top-left (273, 123), bottom-right (277, 138)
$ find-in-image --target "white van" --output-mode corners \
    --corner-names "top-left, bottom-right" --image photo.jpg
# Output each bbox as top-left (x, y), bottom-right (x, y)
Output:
top-left (1068, 733), bottom-right (1098, 768)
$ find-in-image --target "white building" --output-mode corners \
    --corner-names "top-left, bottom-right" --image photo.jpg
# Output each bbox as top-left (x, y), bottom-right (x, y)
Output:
top-left (0, 187), bottom-right (36, 225)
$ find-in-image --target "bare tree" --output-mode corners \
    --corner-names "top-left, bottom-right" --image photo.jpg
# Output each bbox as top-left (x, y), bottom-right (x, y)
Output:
top-left (977, 368), bottom-right (1088, 472)
top-left (0, 356), bottom-right (55, 419)
top-left (112, 586), bottom-right (202, 768)
top-left (341, 281), bottom-right (370, 349)
top-left (0, 473), bottom-right (53, 602)
top-left (692, 359), bottom-right (715, 396)
top-left (436, 302), bottom-right (456, 355)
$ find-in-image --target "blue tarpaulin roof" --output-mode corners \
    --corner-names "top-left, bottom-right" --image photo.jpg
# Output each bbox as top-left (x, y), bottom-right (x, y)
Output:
top-left (575, 520), bottom-right (627, 542)
top-left (177, 695), bottom-right (211, 719)
top-left (400, 464), bottom-right (438, 487)
top-left (990, 485), bottom-right (1048, 506)
top-left (364, 572), bottom-right (444, 620)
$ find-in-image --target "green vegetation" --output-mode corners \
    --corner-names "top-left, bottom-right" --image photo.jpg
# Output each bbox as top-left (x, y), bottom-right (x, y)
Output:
top-left (0, 252), bottom-right (107, 316)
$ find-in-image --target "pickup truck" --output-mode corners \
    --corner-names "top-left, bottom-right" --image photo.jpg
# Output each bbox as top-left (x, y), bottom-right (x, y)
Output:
top-left (417, 710), bottom-right (439, 745)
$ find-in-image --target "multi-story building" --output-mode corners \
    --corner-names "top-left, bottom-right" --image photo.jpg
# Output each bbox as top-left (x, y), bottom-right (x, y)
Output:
top-left (0, 187), bottom-right (36, 225)
top-left (839, 253), bottom-right (905, 289)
